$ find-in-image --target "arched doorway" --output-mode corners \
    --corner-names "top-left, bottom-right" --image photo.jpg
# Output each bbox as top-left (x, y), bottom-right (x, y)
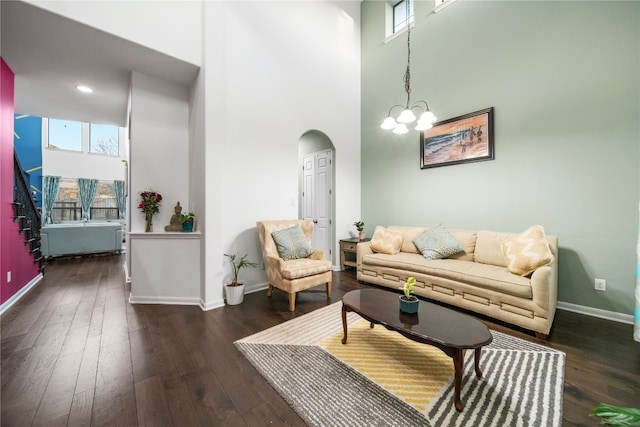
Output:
top-left (298, 130), bottom-right (335, 264)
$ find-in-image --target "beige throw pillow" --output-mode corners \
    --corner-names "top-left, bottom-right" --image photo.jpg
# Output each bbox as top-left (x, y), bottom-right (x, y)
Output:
top-left (369, 226), bottom-right (403, 255)
top-left (501, 225), bottom-right (554, 276)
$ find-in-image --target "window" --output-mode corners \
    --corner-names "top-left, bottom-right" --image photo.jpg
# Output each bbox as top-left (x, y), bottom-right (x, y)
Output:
top-left (52, 179), bottom-right (119, 222)
top-left (53, 179), bottom-right (80, 222)
top-left (90, 182), bottom-right (119, 220)
top-left (48, 119), bottom-right (82, 151)
top-left (90, 123), bottom-right (120, 156)
top-left (393, 0), bottom-right (413, 33)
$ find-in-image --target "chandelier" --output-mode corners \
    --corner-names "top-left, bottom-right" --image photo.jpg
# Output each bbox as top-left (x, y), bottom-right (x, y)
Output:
top-left (380, 1), bottom-right (437, 135)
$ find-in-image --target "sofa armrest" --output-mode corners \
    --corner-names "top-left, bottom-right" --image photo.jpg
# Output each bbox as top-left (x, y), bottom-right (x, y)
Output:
top-left (356, 241), bottom-right (373, 268)
top-left (530, 235), bottom-right (558, 316)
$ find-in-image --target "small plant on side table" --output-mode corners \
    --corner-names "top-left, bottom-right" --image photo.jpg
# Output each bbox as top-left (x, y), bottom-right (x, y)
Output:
top-left (353, 221), bottom-right (365, 241)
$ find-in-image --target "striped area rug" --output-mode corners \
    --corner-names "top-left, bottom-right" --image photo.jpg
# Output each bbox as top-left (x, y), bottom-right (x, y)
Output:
top-left (235, 302), bottom-right (565, 426)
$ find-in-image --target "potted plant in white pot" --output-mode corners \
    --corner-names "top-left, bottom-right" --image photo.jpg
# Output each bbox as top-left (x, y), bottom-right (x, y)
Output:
top-left (399, 276), bottom-right (419, 314)
top-left (224, 253), bottom-right (258, 305)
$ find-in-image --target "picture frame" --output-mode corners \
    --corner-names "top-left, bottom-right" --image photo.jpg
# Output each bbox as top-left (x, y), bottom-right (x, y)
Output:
top-left (420, 107), bottom-right (494, 169)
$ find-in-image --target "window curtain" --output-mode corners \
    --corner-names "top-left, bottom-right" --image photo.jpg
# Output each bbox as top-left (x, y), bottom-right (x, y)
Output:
top-left (42, 175), bottom-right (60, 224)
top-left (77, 178), bottom-right (98, 221)
top-left (635, 200), bottom-right (640, 342)
top-left (113, 180), bottom-right (126, 219)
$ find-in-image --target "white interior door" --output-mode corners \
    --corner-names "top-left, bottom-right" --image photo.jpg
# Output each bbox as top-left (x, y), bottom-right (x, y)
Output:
top-left (302, 150), bottom-right (332, 260)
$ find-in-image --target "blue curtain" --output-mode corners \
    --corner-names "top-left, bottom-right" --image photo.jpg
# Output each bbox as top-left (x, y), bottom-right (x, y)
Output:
top-left (113, 180), bottom-right (126, 219)
top-left (77, 178), bottom-right (98, 220)
top-left (42, 176), bottom-right (60, 224)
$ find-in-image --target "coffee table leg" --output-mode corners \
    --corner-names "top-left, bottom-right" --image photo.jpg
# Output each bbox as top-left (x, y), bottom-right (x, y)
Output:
top-left (474, 347), bottom-right (483, 378)
top-left (341, 303), bottom-right (348, 344)
top-left (453, 349), bottom-right (464, 412)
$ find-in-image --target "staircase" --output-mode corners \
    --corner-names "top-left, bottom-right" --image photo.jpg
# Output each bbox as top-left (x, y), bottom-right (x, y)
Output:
top-left (12, 152), bottom-right (44, 273)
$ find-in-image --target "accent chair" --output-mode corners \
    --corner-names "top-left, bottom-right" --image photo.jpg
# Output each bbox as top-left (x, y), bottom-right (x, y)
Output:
top-left (256, 219), bottom-right (332, 311)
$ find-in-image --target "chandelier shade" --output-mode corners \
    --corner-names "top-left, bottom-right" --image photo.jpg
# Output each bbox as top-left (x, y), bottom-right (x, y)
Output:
top-left (380, 1), bottom-right (436, 133)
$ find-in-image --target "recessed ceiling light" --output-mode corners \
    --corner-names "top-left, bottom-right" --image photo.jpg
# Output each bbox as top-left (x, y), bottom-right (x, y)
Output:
top-left (76, 85), bottom-right (93, 93)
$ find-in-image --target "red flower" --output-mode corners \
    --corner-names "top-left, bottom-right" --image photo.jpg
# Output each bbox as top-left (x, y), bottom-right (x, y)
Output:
top-left (138, 189), bottom-right (163, 215)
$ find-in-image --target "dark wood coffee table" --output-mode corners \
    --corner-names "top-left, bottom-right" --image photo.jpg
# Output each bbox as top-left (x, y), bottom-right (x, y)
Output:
top-left (341, 288), bottom-right (493, 412)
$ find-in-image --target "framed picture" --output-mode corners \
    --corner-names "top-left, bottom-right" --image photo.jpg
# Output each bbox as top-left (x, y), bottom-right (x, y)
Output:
top-left (420, 107), bottom-right (494, 169)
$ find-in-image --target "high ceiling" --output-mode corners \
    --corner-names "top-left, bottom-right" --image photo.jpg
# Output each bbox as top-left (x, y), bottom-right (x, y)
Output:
top-left (1, 1), bottom-right (200, 127)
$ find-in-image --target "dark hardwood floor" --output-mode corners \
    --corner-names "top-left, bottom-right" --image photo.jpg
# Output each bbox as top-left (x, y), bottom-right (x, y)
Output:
top-left (1, 254), bottom-right (638, 426)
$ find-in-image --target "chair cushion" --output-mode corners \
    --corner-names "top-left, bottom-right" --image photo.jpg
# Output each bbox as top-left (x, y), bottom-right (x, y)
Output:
top-left (271, 225), bottom-right (314, 260)
top-left (369, 226), bottom-right (403, 255)
top-left (280, 258), bottom-right (332, 280)
top-left (413, 225), bottom-right (463, 260)
top-left (501, 225), bottom-right (555, 276)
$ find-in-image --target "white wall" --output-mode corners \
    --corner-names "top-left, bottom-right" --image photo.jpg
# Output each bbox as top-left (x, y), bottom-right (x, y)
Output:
top-left (129, 72), bottom-right (190, 233)
top-left (25, 0), bottom-right (201, 66)
top-left (42, 123), bottom-right (126, 181)
top-left (199, 1), bottom-right (361, 306)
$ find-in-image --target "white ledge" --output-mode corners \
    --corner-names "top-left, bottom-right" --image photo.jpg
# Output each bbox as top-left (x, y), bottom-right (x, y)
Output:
top-left (128, 231), bottom-right (201, 239)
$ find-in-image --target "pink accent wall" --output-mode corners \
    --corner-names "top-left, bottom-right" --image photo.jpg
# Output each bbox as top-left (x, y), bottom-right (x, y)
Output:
top-left (1, 57), bottom-right (40, 305)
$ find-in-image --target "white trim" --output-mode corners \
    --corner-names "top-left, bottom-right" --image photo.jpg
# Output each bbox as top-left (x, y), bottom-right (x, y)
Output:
top-left (129, 294), bottom-right (201, 306)
top-left (557, 301), bottom-right (634, 325)
top-left (383, 21), bottom-right (415, 45)
top-left (200, 299), bottom-right (225, 311)
top-left (128, 231), bottom-right (201, 239)
top-left (123, 261), bottom-right (131, 283)
top-left (433, 0), bottom-right (458, 14)
top-left (0, 274), bottom-right (44, 315)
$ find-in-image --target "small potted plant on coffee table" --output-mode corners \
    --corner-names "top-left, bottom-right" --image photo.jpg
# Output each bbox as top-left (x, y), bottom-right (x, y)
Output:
top-left (224, 253), bottom-right (258, 305)
top-left (399, 276), bottom-right (419, 314)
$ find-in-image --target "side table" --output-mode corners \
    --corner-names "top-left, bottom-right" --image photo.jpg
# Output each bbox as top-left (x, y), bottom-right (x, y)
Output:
top-left (339, 237), bottom-right (370, 271)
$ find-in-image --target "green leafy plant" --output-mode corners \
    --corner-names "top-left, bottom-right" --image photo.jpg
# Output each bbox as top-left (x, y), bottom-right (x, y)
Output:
top-left (400, 276), bottom-right (417, 300)
top-left (353, 221), bottom-right (364, 232)
top-left (179, 212), bottom-right (195, 223)
top-left (590, 403), bottom-right (640, 426)
top-left (224, 253), bottom-right (258, 287)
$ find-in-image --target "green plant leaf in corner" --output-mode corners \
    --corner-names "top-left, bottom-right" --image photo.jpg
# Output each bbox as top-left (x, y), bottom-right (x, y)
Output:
top-left (590, 403), bottom-right (640, 426)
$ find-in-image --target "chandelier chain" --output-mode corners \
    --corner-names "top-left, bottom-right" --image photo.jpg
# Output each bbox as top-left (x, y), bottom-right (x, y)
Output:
top-left (403, 1), bottom-right (412, 108)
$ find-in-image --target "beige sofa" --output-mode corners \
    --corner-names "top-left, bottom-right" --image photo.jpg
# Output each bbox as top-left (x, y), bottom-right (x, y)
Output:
top-left (357, 226), bottom-right (558, 338)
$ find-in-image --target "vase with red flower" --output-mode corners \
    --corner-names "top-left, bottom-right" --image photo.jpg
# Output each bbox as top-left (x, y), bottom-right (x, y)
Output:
top-left (138, 190), bottom-right (162, 233)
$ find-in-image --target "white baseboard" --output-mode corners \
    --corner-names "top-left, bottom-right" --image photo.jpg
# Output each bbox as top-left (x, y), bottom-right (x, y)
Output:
top-left (128, 294), bottom-right (201, 306)
top-left (557, 301), bottom-right (634, 325)
top-left (123, 262), bottom-right (131, 283)
top-left (0, 274), bottom-right (44, 315)
top-left (200, 298), bottom-right (225, 311)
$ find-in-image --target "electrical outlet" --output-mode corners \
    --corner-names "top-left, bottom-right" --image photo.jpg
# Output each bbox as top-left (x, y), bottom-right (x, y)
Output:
top-left (594, 278), bottom-right (606, 291)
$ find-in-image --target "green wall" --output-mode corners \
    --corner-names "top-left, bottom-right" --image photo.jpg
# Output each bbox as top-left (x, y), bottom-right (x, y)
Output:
top-left (361, 0), bottom-right (640, 315)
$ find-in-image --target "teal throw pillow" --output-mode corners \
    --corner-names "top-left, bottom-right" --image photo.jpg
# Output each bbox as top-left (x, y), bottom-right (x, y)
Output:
top-left (271, 225), bottom-right (314, 261)
top-left (413, 225), bottom-right (464, 260)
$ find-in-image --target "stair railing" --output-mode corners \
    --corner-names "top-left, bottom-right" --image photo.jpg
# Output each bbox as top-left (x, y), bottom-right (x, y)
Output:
top-left (13, 152), bottom-right (44, 271)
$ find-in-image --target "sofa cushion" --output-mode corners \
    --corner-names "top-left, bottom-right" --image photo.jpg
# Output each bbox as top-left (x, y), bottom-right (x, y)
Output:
top-left (271, 225), bottom-right (314, 260)
top-left (369, 226), bottom-right (403, 255)
top-left (474, 230), bottom-right (510, 267)
top-left (387, 226), bottom-right (426, 254)
top-left (361, 252), bottom-right (532, 299)
top-left (501, 225), bottom-right (555, 276)
top-left (413, 225), bottom-right (463, 260)
top-left (447, 230), bottom-right (477, 262)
